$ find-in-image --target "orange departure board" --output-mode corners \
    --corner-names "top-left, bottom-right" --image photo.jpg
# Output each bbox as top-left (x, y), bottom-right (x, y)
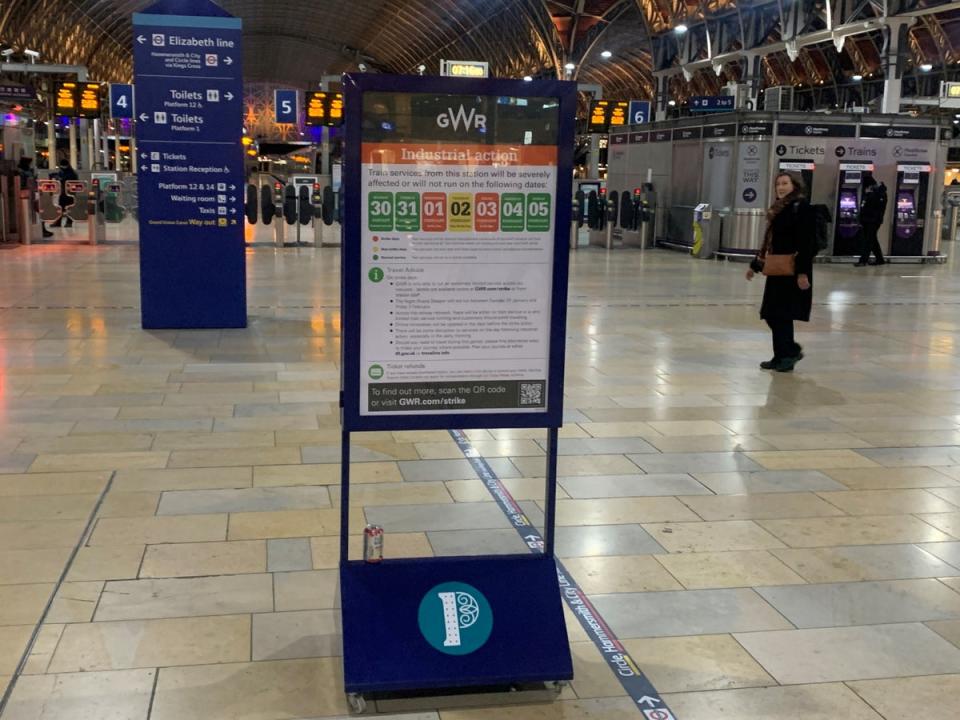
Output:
top-left (305, 91), bottom-right (344, 126)
top-left (55, 82), bottom-right (78, 116)
top-left (78, 82), bottom-right (101, 118)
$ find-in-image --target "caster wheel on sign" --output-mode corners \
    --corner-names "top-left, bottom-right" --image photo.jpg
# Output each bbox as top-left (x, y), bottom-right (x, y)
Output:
top-left (347, 693), bottom-right (367, 713)
top-left (550, 680), bottom-right (569, 695)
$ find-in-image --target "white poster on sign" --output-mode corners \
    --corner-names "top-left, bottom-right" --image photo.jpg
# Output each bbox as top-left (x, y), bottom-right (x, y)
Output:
top-left (358, 92), bottom-right (559, 416)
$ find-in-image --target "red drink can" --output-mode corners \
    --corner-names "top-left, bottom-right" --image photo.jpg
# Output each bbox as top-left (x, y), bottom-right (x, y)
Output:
top-left (363, 525), bottom-right (384, 563)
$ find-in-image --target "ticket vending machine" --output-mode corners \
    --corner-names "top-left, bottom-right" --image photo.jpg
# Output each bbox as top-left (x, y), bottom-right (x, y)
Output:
top-left (890, 164), bottom-right (932, 257)
top-left (833, 164), bottom-right (873, 256)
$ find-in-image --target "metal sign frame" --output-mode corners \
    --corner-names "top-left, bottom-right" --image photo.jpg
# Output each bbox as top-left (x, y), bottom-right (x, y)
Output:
top-left (339, 71), bottom-right (576, 700)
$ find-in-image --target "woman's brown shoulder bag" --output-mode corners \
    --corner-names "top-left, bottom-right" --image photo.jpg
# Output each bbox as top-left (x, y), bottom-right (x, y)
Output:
top-left (762, 253), bottom-right (796, 277)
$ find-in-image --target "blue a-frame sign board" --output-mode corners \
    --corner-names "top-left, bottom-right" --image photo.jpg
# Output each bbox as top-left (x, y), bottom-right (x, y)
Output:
top-left (339, 72), bottom-right (576, 697)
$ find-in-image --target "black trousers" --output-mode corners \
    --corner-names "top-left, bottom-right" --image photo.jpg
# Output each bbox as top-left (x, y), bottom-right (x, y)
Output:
top-left (766, 318), bottom-right (800, 359)
top-left (858, 225), bottom-right (885, 264)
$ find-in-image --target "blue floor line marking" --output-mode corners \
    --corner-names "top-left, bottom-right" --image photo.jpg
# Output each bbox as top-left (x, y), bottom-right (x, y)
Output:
top-left (449, 429), bottom-right (676, 719)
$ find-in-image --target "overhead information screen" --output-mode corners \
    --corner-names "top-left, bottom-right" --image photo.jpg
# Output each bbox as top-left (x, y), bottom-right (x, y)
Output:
top-left (587, 100), bottom-right (628, 133)
top-left (55, 82), bottom-right (78, 116)
top-left (78, 82), bottom-right (101, 118)
top-left (305, 91), bottom-right (344, 126)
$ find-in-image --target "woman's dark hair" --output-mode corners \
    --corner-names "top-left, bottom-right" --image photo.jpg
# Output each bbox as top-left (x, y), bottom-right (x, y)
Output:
top-left (775, 170), bottom-right (806, 197)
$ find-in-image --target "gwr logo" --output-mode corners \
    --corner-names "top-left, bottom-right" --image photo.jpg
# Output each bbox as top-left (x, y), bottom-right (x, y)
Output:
top-left (436, 105), bottom-right (487, 131)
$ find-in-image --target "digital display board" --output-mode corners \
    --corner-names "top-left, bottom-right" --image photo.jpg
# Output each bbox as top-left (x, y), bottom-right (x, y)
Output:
top-left (609, 101), bottom-right (628, 128)
top-left (587, 100), bottom-right (628, 133)
top-left (78, 82), bottom-right (101, 118)
top-left (55, 82), bottom-right (78, 116)
top-left (305, 91), bottom-right (344, 126)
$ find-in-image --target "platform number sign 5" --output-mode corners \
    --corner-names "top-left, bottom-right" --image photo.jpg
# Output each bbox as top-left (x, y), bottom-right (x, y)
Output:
top-left (274, 89), bottom-right (299, 124)
top-left (109, 84), bottom-right (134, 119)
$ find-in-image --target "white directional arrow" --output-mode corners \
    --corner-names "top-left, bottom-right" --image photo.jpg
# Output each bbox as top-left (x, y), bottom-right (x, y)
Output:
top-left (229, 208), bottom-right (237, 214)
top-left (229, 184), bottom-right (237, 190)
top-left (638, 697), bottom-right (662, 708)
top-left (140, 165), bottom-right (148, 172)
top-left (224, 92), bottom-right (234, 101)
top-left (223, 56), bottom-right (233, 65)
top-left (140, 152), bottom-right (148, 159)
top-left (139, 113), bottom-right (149, 122)
top-left (137, 35), bottom-right (146, 44)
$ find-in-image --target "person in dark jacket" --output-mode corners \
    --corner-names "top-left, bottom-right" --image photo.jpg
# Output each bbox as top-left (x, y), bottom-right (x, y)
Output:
top-left (746, 171), bottom-right (817, 373)
top-left (49, 160), bottom-right (78, 228)
top-left (855, 175), bottom-right (887, 266)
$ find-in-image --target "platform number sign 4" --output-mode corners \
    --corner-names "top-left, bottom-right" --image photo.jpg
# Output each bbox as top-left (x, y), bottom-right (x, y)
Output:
top-left (110, 84), bottom-right (134, 119)
top-left (274, 89), bottom-right (299, 124)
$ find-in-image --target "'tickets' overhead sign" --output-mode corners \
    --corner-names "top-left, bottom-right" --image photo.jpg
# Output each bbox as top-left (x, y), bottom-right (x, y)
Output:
top-left (305, 91), bottom-right (344, 126)
top-left (342, 75), bottom-right (575, 431)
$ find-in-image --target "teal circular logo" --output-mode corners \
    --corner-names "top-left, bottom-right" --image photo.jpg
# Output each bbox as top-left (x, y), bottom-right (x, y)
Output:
top-left (417, 582), bottom-right (493, 655)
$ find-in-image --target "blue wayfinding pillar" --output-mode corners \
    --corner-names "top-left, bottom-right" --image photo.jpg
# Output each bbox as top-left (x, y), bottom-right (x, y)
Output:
top-left (133, 0), bottom-right (246, 329)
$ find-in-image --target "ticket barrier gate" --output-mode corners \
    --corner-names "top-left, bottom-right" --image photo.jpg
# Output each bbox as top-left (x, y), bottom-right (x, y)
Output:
top-left (621, 186), bottom-right (654, 249)
top-left (311, 183), bottom-right (325, 246)
top-left (274, 182), bottom-right (287, 247)
top-left (64, 181), bottom-right (88, 222)
top-left (245, 184), bottom-right (258, 225)
top-left (16, 179), bottom-right (42, 245)
top-left (569, 196), bottom-right (580, 249)
top-left (103, 182), bottom-right (126, 224)
top-left (88, 181), bottom-right (107, 245)
top-left (587, 189), bottom-right (610, 248)
top-left (945, 189), bottom-right (960, 242)
top-left (320, 185), bottom-right (340, 247)
top-left (38, 180), bottom-right (61, 225)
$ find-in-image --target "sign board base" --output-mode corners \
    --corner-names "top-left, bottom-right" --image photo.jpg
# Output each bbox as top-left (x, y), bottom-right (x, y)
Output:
top-left (341, 554), bottom-right (573, 694)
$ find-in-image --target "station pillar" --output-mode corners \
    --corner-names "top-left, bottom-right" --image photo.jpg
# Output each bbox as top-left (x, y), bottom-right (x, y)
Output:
top-left (68, 122), bottom-right (78, 169)
top-left (881, 19), bottom-right (914, 114)
top-left (654, 74), bottom-right (670, 122)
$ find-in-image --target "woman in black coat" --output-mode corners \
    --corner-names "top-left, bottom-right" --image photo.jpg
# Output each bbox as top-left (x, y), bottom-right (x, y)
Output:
top-left (746, 171), bottom-right (816, 373)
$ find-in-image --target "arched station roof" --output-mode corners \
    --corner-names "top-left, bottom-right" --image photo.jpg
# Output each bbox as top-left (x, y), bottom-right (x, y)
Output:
top-left (0, 0), bottom-right (957, 103)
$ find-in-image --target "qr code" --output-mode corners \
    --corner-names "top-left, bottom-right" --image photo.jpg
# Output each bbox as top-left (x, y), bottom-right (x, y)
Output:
top-left (519, 382), bottom-right (543, 406)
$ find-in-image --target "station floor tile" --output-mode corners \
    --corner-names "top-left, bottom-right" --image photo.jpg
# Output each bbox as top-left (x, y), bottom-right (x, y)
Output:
top-left (734, 623), bottom-right (960, 684)
top-left (10, 245), bottom-right (960, 717)
top-left (662, 684), bottom-right (884, 720)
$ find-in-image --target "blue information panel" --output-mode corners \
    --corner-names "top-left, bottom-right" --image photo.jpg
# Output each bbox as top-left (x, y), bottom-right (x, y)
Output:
top-left (690, 95), bottom-right (734, 112)
top-left (628, 99), bottom-right (650, 124)
top-left (109, 83), bottom-right (135, 119)
top-left (274, 88), bottom-right (298, 124)
top-left (133, 3), bottom-right (246, 329)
